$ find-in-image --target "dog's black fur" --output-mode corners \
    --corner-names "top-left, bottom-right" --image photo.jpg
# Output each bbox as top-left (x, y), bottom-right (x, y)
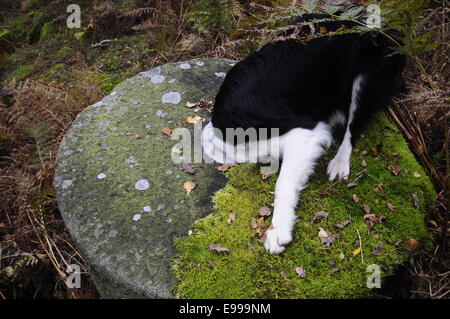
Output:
top-left (211, 15), bottom-right (406, 144)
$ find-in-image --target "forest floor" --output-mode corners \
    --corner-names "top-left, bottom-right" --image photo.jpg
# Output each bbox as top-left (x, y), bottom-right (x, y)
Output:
top-left (0, 0), bottom-right (448, 299)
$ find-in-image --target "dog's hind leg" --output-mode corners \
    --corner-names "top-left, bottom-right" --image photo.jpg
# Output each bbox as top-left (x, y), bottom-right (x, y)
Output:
top-left (327, 75), bottom-right (364, 180)
top-left (264, 123), bottom-right (332, 254)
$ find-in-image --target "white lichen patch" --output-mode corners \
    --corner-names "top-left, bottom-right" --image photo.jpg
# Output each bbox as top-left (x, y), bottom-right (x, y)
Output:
top-left (135, 179), bottom-right (150, 190)
top-left (143, 206), bottom-right (151, 212)
top-left (97, 173), bottom-right (107, 179)
top-left (62, 179), bottom-right (73, 189)
top-left (108, 229), bottom-right (118, 238)
top-left (64, 150), bottom-right (73, 157)
top-left (133, 214), bottom-right (141, 221)
top-left (92, 101), bottom-right (104, 107)
top-left (125, 156), bottom-right (139, 168)
top-left (141, 67), bottom-right (165, 84)
top-left (179, 63), bottom-right (191, 69)
top-left (214, 72), bottom-right (226, 78)
top-left (162, 92), bottom-right (181, 104)
top-left (156, 109), bottom-right (168, 117)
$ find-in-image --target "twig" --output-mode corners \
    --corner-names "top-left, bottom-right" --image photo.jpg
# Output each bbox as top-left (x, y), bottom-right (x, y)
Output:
top-left (356, 229), bottom-right (364, 264)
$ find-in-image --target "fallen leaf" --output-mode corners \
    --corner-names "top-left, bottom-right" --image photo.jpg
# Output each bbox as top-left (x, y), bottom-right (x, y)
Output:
top-left (251, 217), bottom-right (258, 229)
top-left (295, 266), bottom-right (307, 278)
top-left (387, 202), bottom-right (396, 212)
top-left (362, 204), bottom-right (371, 214)
top-left (188, 229), bottom-right (193, 236)
top-left (182, 163), bottom-right (196, 174)
top-left (227, 212), bottom-right (236, 224)
top-left (318, 228), bottom-right (328, 239)
top-left (413, 171), bottom-right (421, 178)
top-left (161, 127), bottom-right (173, 136)
top-left (406, 238), bottom-right (418, 251)
top-left (389, 164), bottom-right (401, 176)
top-left (347, 182), bottom-right (357, 188)
top-left (208, 243), bottom-right (230, 254)
top-left (217, 164), bottom-right (229, 172)
top-left (185, 101), bottom-right (198, 108)
top-left (261, 173), bottom-right (272, 181)
top-left (183, 181), bottom-right (196, 194)
top-left (311, 211), bottom-right (329, 224)
top-left (335, 220), bottom-right (350, 229)
top-left (352, 194), bottom-right (360, 202)
top-left (321, 234), bottom-right (339, 247)
top-left (352, 247), bottom-right (361, 256)
top-left (259, 207), bottom-right (272, 217)
top-left (364, 214), bottom-right (386, 228)
top-left (186, 115), bottom-right (202, 124)
top-left (412, 193), bottom-right (420, 208)
top-left (372, 244), bottom-right (384, 256)
top-left (429, 220), bottom-right (438, 227)
top-left (361, 160), bottom-right (368, 167)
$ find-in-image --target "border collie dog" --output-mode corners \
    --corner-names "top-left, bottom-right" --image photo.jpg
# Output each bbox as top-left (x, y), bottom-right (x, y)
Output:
top-left (202, 15), bottom-right (406, 254)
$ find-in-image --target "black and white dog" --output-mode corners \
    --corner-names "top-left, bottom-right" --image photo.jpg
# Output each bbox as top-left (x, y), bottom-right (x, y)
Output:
top-left (202, 14), bottom-right (406, 254)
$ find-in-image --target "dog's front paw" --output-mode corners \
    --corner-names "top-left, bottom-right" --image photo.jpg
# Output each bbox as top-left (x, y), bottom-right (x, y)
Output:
top-left (327, 155), bottom-right (350, 181)
top-left (264, 226), bottom-right (293, 254)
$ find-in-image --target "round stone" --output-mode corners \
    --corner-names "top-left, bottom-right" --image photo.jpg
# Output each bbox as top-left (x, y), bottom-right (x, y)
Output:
top-left (53, 59), bottom-right (233, 298)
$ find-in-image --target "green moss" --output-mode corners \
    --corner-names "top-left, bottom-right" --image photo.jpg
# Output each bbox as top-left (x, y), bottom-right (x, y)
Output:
top-left (39, 21), bottom-right (56, 41)
top-left (172, 114), bottom-right (435, 298)
top-left (89, 74), bottom-right (125, 94)
top-left (11, 65), bottom-right (34, 80)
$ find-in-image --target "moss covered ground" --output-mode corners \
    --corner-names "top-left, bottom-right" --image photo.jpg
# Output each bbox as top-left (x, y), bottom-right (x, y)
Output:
top-left (172, 114), bottom-right (435, 298)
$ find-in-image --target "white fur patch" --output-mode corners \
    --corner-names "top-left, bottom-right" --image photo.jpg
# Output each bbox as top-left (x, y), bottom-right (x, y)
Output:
top-left (264, 123), bottom-right (332, 254)
top-left (327, 75), bottom-right (364, 181)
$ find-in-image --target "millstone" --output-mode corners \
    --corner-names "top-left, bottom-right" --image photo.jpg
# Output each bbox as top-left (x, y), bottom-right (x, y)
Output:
top-left (54, 58), bottom-right (235, 298)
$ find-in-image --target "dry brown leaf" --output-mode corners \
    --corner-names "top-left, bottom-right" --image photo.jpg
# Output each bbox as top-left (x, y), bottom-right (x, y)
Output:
top-left (186, 115), bottom-right (202, 124)
top-left (227, 212), bottom-right (236, 224)
top-left (183, 181), bottom-right (196, 194)
top-left (182, 163), bottom-right (196, 174)
top-left (362, 204), bottom-right (371, 214)
top-left (389, 164), bottom-right (401, 176)
top-left (406, 238), bottom-right (418, 251)
top-left (295, 266), bottom-right (307, 278)
top-left (208, 243), bottom-right (230, 254)
top-left (185, 101), bottom-right (198, 108)
top-left (161, 127), bottom-right (173, 136)
top-left (335, 220), bottom-right (350, 229)
top-left (318, 228), bottom-right (328, 239)
top-left (352, 194), bottom-right (360, 202)
top-left (259, 207), bottom-right (272, 217)
top-left (387, 202), bottom-right (396, 212)
top-left (217, 164), bottom-right (230, 172)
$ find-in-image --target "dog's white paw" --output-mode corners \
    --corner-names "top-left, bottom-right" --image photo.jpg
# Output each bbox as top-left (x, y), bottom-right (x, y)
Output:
top-left (327, 155), bottom-right (350, 181)
top-left (264, 226), bottom-right (293, 254)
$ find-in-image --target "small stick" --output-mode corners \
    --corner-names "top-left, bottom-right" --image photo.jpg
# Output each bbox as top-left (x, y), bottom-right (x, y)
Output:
top-left (356, 229), bottom-right (364, 264)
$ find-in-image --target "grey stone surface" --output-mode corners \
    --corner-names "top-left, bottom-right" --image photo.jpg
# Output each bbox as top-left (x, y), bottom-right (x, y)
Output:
top-left (54, 58), bottom-right (235, 298)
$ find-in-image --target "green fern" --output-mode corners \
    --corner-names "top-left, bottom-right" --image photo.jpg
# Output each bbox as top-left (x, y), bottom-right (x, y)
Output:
top-left (23, 121), bottom-right (54, 170)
